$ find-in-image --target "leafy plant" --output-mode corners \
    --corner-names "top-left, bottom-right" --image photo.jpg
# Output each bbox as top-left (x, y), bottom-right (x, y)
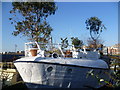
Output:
top-left (71, 37), bottom-right (83, 49)
top-left (60, 37), bottom-right (69, 50)
top-left (87, 37), bottom-right (104, 49)
top-left (86, 56), bottom-right (120, 88)
top-left (109, 56), bottom-right (120, 88)
top-left (85, 17), bottom-right (106, 49)
top-left (9, 2), bottom-right (57, 43)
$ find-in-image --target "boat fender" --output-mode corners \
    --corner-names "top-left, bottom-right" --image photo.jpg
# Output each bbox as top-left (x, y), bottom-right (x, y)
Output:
top-left (52, 53), bottom-right (58, 58)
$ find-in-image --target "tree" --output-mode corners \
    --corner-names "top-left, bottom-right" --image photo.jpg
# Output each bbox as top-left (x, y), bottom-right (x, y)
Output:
top-left (71, 37), bottom-right (83, 49)
top-left (60, 37), bottom-right (69, 50)
top-left (85, 17), bottom-right (106, 47)
top-left (9, 2), bottom-right (57, 43)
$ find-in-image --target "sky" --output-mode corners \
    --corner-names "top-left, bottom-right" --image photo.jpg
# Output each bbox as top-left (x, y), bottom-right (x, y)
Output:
top-left (1, 2), bottom-right (118, 52)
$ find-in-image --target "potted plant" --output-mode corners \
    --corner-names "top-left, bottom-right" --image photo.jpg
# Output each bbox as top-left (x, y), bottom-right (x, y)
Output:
top-left (30, 43), bottom-right (38, 56)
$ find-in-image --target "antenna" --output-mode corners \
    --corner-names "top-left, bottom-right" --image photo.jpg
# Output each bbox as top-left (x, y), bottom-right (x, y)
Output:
top-left (15, 44), bottom-right (17, 53)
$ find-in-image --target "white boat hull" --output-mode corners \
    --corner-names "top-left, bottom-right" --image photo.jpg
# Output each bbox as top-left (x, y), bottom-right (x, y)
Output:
top-left (14, 61), bottom-right (110, 89)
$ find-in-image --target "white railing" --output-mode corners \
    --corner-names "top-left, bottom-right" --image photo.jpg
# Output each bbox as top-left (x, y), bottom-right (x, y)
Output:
top-left (24, 42), bottom-right (100, 59)
top-left (25, 42), bottom-right (65, 57)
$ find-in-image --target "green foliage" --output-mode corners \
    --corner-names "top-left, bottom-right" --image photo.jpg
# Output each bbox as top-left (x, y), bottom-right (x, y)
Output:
top-left (85, 17), bottom-right (106, 41)
top-left (86, 69), bottom-right (112, 87)
top-left (60, 37), bottom-right (69, 50)
top-left (9, 2), bottom-right (57, 43)
top-left (110, 57), bottom-right (120, 88)
top-left (71, 37), bottom-right (83, 49)
top-left (86, 56), bottom-right (120, 88)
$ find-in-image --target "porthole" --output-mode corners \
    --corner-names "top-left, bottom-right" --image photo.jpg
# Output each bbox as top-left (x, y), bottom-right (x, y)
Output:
top-left (80, 57), bottom-right (82, 59)
top-left (67, 69), bottom-right (72, 74)
top-left (47, 66), bottom-right (53, 72)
